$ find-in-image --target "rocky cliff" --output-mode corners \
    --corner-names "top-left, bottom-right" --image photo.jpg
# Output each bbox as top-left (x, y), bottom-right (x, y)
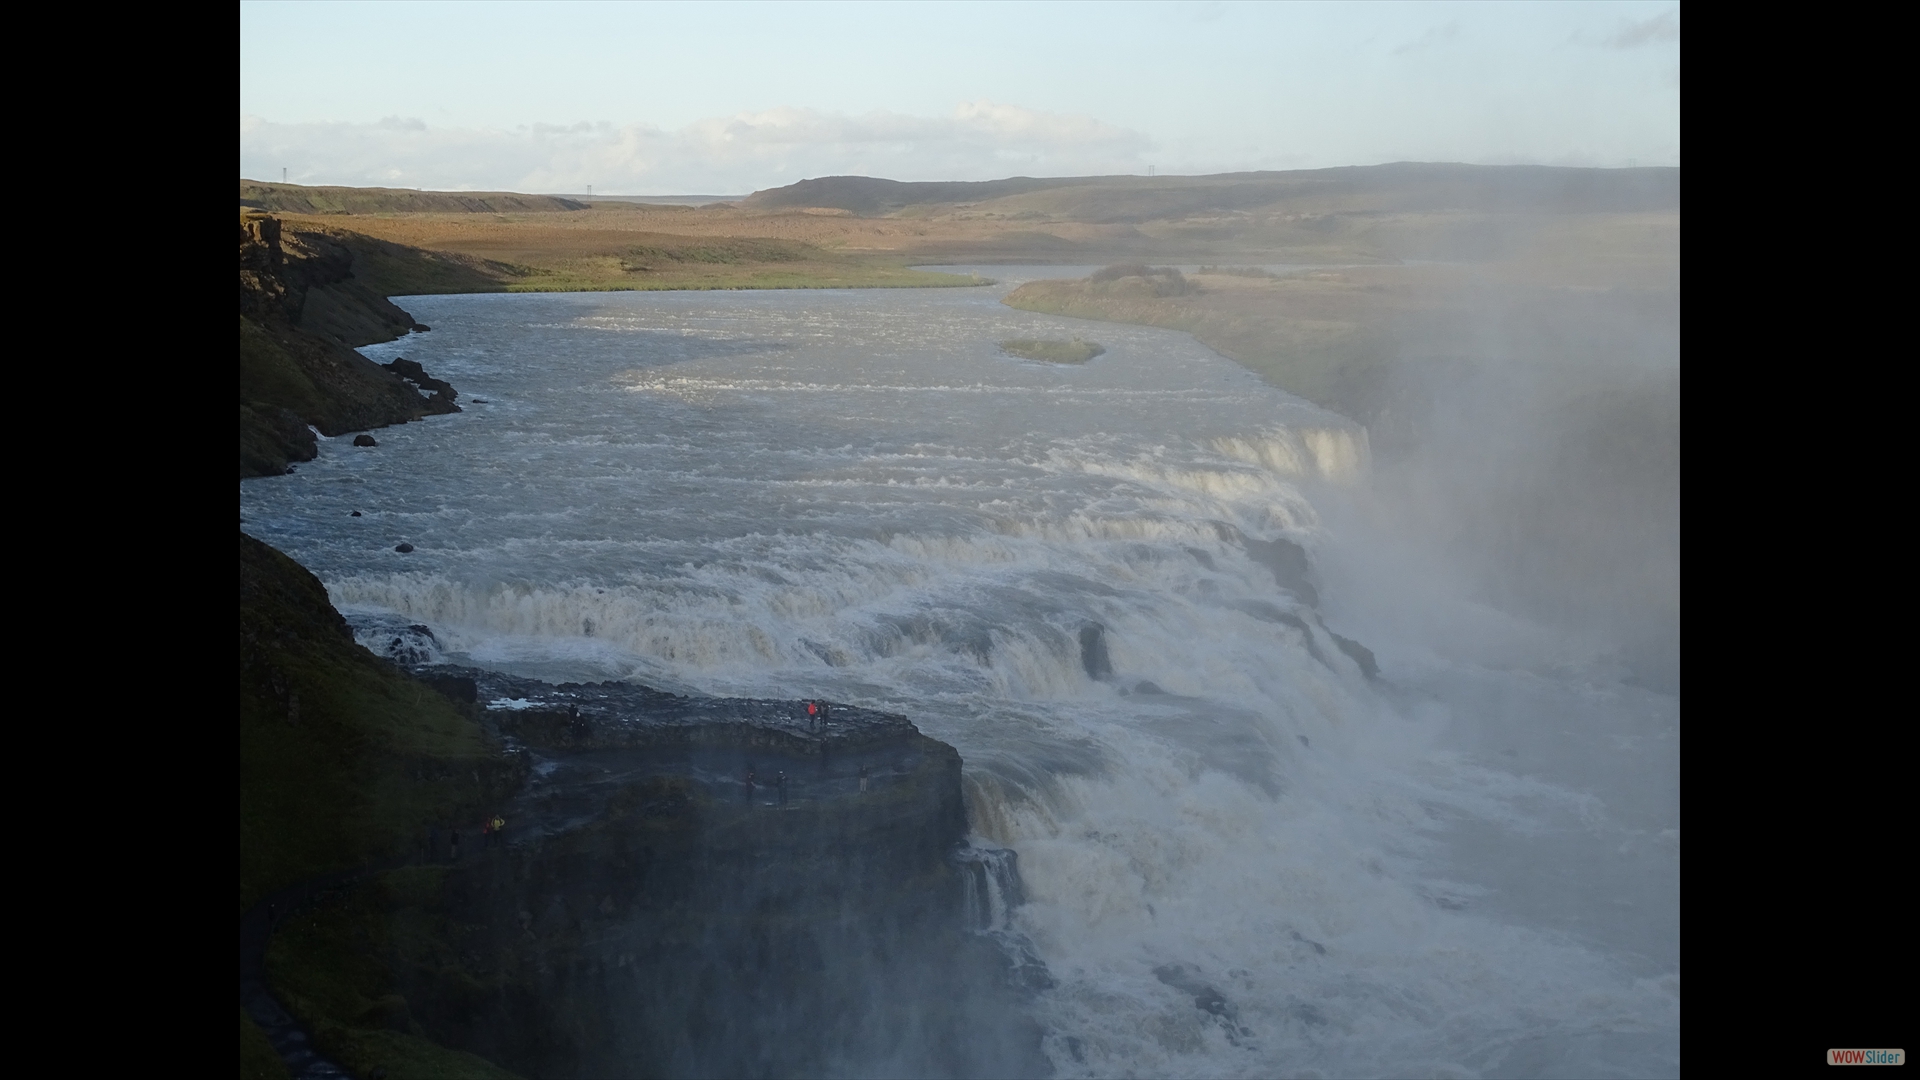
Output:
top-left (239, 212), bottom-right (462, 478)
top-left (243, 533), bottom-right (1048, 1078)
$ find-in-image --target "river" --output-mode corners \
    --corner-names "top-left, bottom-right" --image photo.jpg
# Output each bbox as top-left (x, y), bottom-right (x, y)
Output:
top-left (238, 269), bottom-right (1678, 1078)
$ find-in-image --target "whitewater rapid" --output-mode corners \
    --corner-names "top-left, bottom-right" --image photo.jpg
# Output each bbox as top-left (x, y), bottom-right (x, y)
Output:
top-left (239, 269), bottom-right (1678, 1078)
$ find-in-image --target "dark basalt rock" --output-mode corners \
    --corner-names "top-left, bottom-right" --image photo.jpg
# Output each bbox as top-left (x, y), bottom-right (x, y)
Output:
top-left (417, 673), bottom-right (476, 703)
top-left (352, 434), bottom-right (377, 447)
top-left (1242, 534), bottom-right (1318, 607)
top-left (383, 625), bottom-right (439, 664)
top-left (1329, 631), bottom-right (1380, 679)
top-left (240, 214), bottom-right (464, 477)
top-left (1080, 623), bottom-right (1113, 680)
top-left (350, 511), bottom-right (362, 517)
top-left (394, 543), bottom-right (414, 553)
top-left (1153, 963), bottom-right (1251, 1040)
top-left (355, 664), bottom-right (1049, 1079)
top-left (239, 402), bottom-right (317, 478)
top-left (382, 357), bottom-right (462, 415)
top-left (244, 530), bottom-right (1048, 1078)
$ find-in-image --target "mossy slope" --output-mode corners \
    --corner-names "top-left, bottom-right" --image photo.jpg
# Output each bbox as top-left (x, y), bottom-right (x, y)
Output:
top-left (238, 531), bottom-right (517, 913)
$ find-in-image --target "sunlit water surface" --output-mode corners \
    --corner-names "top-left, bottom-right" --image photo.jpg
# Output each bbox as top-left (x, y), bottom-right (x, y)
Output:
top-left (240, 271), bottom-right (1678, 1079)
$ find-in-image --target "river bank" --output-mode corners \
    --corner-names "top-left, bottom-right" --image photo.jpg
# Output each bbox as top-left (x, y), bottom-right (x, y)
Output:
top-left (240, 211), bottom-right (469, 477)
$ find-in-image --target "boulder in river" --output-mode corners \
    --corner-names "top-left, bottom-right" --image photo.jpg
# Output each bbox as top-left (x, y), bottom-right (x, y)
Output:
top-left (1080, 624), bottom-right (1114, 679)
top-left (1329, 632), bottom-right (1380, 679)
top-left (395, 543), bottom-right (414, 553)
top-left (352, 434), bottom-right (378, 447)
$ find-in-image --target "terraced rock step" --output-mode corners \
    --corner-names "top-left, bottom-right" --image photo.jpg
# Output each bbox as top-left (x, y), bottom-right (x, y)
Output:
top-left (283, 662), bottom-right (1052, 1078)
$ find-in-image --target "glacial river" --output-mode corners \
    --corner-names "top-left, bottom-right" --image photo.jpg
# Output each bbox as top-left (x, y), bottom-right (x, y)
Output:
top-left (239, 270), bottom-right (1678, 1078)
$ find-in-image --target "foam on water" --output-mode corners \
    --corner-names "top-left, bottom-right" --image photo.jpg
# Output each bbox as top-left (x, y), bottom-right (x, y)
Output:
top-left (240, 279), bottom-right (1677, 1077)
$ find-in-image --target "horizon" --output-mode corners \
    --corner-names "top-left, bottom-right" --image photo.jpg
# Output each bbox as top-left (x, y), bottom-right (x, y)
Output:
top-left (238, 158), bottom-right (1683, 203)
top-left (240, 0), bottom-right (1678, 196)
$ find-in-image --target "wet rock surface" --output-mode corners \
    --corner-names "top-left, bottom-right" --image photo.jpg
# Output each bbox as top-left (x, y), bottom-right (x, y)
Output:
top-left (1153, 963), bottom-right (1254, 1045)
top-left (346, 663), bottom-right (1053, 1078)
top-left (382, 357), bottom-right (462, 415)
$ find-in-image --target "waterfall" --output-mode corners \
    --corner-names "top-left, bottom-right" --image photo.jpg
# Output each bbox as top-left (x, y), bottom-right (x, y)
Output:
top-left (952, 840), bottom-right (1024, 933)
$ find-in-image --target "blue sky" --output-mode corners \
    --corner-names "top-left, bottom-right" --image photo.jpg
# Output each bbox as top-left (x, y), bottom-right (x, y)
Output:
top-left (239, 1), bottom-right (1678, 194)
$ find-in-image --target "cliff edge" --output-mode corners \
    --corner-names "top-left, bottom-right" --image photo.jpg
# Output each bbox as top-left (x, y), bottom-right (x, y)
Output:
top-left (242, 532), bottom-right (1046, 1078)
top-left (239, 212), bottom-right (462, 478)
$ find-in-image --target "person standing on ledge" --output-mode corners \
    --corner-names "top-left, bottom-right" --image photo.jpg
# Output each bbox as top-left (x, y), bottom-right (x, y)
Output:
top-left (777, 771), bottom-right (788, 806)
top-left (745, 768), bottom-right (757, 804)
top-left (806, 700), bottom-right (819, 731)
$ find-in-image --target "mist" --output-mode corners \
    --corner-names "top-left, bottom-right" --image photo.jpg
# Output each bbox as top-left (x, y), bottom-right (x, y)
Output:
top-left (1358, 259), bottom-right (1680, 691)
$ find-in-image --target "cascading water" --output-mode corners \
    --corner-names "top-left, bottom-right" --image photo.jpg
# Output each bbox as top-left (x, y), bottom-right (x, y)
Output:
top-left (954, 841), bottom-right (1026, 933)
top-left (240, 268), bottom-right (1679, 1078)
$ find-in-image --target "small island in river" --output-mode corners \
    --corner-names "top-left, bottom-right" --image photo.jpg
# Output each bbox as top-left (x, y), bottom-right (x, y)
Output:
top-left (999, 338), bottom-right (1106, 363)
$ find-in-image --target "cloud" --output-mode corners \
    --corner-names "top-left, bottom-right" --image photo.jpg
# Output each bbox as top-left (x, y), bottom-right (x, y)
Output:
top-left (1577, 10), bottom-right (1679, 49)
top-left (1393, 21), bottom-right (1460, 56)
top-left (238, 103), bottom-right (1154, 194)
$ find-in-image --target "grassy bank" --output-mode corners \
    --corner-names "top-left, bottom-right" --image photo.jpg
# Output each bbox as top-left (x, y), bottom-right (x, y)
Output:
top-left (1003, 229), bottom-right (1677, 438)
top-left (1004, 267), bottom-right (1400, 425)
top-left (239, 533), bottom-right (517, 912)
top-left (265, 867), bottom-right (521, 1079)
top-left (280, 215), bottom-right (984, 296)
top-left (241, 532), bottom-right (529, 1076)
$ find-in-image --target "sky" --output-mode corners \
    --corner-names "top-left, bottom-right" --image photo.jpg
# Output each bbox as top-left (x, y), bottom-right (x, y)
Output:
top-left (239, 1), bottom-right (1679, 195)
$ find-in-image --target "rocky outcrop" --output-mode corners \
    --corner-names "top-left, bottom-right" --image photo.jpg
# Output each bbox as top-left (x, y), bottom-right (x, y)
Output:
top-left (303, 670), bottom-right (1048, 1078)
top-left (381, 357), bottom-right (460, 416)
top-left (1210, 522), bottom-right (1380, 682)
top-left (239, 531), bottom-right (519, 910)
top-left (243, 534), bottom-right (1048, 1078)
top-left (240, 212), bottom-right (460, 478)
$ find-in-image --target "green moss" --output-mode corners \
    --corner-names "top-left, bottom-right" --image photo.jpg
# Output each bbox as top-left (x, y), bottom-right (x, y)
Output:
top-left (238, 315), bottom-right (324, 417)
top-left (270, 891), bottom-right (522, 1076)
top-left (999, 338), bottom-right (1106, 363)
top-left (239, 533), bottom-right (514, 912)
top-left (240, 1009), bottom-right (292, 1080)
top-left (266, 865), bottom-right (524, 1078)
